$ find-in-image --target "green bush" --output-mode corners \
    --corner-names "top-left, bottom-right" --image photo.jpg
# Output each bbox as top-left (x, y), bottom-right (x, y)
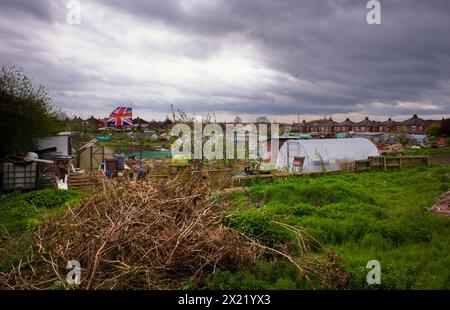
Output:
top-left (0, 189), bottom-right (81, 235)
top-left (22, 189), bottom-right (80, 208)
top-left (230, 209), bottom-right (294, 246)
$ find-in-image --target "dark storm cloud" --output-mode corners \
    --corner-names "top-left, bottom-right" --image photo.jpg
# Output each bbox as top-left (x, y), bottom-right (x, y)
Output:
top-left (84, 0), bottom-right (450, 116)
top-left (1, 0), bottom-right (53, 21)
top-left (0, 0), bottom-right (449, 119)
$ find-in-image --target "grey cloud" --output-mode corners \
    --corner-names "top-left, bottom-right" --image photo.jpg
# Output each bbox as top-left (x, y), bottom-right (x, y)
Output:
top-left (0, 0), bottom-right (449, 119)
top-left (1, 0), bottom-right (54, 21)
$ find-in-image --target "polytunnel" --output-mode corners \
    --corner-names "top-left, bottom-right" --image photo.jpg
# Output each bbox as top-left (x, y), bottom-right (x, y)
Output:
top-left (276, 138), bottom-right (379, 172)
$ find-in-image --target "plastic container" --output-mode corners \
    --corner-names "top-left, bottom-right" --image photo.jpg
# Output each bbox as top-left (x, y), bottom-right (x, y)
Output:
top-left (116, 154), bottom-right (125, 170)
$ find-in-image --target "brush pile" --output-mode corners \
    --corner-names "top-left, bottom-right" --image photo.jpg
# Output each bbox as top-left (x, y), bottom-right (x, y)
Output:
top-left (428, 190), bottom-right (450, 216)
top-left (1, 171), bottom-right (346, 289)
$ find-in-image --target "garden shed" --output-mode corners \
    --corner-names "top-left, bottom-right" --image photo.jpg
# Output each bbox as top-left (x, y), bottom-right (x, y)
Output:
top-left (276, 138), bottom-right (379, 172)
top-left (78, 139), bottom-right (115, 171)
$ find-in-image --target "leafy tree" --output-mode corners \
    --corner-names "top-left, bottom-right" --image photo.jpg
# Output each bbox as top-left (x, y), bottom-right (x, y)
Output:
top-left (0, 65), bottom-right (64, 157)
top-left (426, 123), bottom-right (441, 137)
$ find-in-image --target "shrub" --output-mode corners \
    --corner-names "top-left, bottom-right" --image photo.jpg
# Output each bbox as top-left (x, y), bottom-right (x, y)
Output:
top-left (230, 210), bottom-right (294, 246)
top-left (22, 189), bottom-right (80, 208)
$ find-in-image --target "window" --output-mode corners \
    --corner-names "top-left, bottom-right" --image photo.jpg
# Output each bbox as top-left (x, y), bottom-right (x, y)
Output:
top-left (411, 126), bottom-right (416, 132)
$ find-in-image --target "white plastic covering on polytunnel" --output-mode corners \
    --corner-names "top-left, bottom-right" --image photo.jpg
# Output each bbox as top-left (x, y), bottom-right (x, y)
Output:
top-left (276, 138), bottom-right (379, 172)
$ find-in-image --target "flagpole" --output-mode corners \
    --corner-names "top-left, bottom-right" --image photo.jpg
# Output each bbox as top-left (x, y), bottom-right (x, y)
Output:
top-left (130, 100), bottom-right (133, 159)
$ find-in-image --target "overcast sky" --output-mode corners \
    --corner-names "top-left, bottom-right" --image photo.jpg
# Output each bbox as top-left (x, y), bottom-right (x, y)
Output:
top-left (1, 0), bottom-right (449, 122)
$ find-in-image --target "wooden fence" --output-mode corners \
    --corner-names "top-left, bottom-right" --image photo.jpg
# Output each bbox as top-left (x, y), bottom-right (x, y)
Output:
top-left (355, 155), bottom-right (430, 172)
top-left (232, 155), bottom-right (431, 186)
top-left (68, 155), bottom-right (436, 190)
top-left (430, 154), bottom-right (450, 166)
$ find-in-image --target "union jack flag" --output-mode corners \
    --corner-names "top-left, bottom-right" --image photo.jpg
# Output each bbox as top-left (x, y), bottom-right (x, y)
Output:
top-left (108, 107), bottom-right (133, 127)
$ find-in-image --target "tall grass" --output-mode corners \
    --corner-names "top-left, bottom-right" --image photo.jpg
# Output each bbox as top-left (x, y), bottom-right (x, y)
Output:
top-left (0, 189), bottom-right (83, 273)
top-left (219, 166), bottom-right (450, 289)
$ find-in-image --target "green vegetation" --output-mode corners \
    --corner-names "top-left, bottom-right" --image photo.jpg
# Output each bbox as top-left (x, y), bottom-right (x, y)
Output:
top-left (426, 119), bottom-right (450, 138)
top-left (0, 65), bottom-right (64, 157)
top-left (212, 166), bottom-right (450, 289)
top-left (402, 147), bottom-right (450, 156)
top-left (0, 189), bottom-right (83, 273)
top-left (0, 189), bottom-right (82, 236)
top-left (1, 167), bottom-right (449, 289)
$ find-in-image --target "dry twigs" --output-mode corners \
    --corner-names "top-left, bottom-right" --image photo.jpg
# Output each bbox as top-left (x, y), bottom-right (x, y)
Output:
top-left (428, 190), bottom-right (450, 216)
top-left (1, 170), bottom-right (346, 289)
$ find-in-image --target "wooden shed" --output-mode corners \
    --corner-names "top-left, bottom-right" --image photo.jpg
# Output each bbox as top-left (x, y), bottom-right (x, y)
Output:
top-left (78, 139), bottom-right (115, 171)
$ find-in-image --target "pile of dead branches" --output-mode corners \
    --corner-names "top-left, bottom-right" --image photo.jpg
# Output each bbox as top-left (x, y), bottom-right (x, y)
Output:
top-left (1, 172), bottom-right (346, 289)
top-left (428, 190), bottom-right (450, 216)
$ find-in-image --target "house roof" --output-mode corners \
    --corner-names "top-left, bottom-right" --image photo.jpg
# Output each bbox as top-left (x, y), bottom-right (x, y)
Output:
top-left (400, 114), bottom-right (429, 126)
top-left (78, 139), bottom-right (98, 152)
top-left (295, 120), bottom-right (309, 127)
top-left (357, 117), bottom-right (379, 126)
top-left (133, 117), bottom-right (150, 124)
top-left (57, 132), bottom-right (72, 136)
top-left (339, 118), bottom-right (356, 126)
top-left (379, 117), bottom-right (397, 126)
top-left (309, 118), bottom-right (338, 127)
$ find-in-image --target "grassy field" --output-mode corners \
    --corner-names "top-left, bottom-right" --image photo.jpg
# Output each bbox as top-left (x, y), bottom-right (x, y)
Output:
top-left (0, 189), bottom-right (83, 272)
top-left (1, 167), bottom-right (449, 289)
top-left (206, 166), bottom-right (450, 289)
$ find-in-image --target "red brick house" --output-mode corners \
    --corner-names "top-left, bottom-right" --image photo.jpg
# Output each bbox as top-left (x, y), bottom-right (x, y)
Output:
top-left (336, 118), bottom-right (356, 133)
top-left (399, 114), bottom-right (429, 134)
top-left (354, 117), bottom-right (378, 132)
top-left (378, 117), bottom-right (397, 133)
top-left (85, 116), bottom-right (105, 130)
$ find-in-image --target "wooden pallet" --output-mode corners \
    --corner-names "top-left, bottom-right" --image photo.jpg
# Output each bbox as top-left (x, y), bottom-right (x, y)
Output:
top-left (68, 173), bottom-right (97, 190)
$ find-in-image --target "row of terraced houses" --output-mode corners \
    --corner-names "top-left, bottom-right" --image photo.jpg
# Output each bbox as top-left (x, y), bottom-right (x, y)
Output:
top-left (293, 114), bottom-right (436, 135)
